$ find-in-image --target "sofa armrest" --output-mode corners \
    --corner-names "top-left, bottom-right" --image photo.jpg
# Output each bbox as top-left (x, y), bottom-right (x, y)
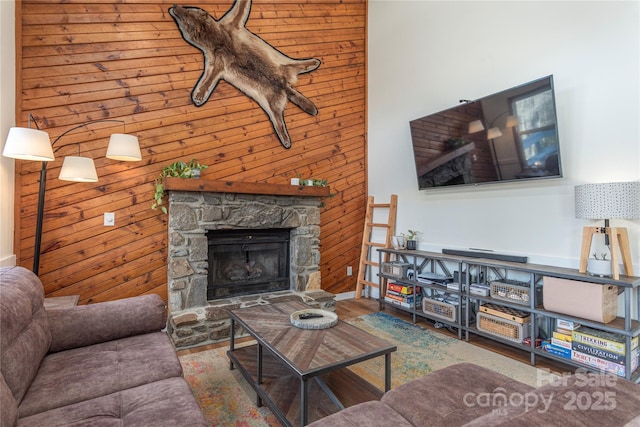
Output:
top-left (46, 294), bottom-right (167, 353)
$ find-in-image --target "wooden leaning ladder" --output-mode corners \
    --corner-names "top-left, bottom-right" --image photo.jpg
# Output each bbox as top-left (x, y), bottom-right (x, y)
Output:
top-left (355, 195), bottom-right (398, 299)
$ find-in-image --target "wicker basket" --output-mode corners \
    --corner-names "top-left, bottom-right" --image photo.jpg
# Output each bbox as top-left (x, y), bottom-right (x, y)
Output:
top-left (490, 280), bottom-right (532, 306)
top-left (422, 297), bottom-right (458, 322)
top-left (477, 312), bottom-right (530, 343)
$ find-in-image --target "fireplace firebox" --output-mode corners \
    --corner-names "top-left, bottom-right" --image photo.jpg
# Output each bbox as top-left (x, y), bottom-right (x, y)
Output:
top-left (207, 228), bottom-right (291, 300)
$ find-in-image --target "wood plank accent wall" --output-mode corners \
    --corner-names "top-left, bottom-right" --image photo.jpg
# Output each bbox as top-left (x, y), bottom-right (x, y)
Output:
top-left (14, 0), bottom-right (367, 304)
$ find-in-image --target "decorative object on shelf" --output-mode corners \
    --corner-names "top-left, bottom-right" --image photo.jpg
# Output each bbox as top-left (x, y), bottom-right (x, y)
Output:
top-left (295, 176), bottom-right (328, 187)
top-left (402, 229), bottom-right (420, 250)
top-left (444, 137), bottom-right (470, 149)
top-left (587, 252), bottom-right (613, 277)
top-left (2, 114), bottom-right (141, 275)
top-left (575, 181), bottom-right (640, 279)
top-left (152, 159), bottom-right (208, 214)
top-left (168, 1), bottom-right (320, 149)
top-left (290, 309), bottom-right (338, 329)
top-left (391, 235), bottom-right (405, 250)
top-left (381, 261), bottom-right (410, 279)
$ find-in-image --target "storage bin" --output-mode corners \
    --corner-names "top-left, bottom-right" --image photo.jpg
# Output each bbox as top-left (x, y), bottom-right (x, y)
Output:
top-left (477, 312), bottom-right (530, 343)
top-left (490, 280), bottom-right (535, 306)
top-left (543, 276), bottom-right (618, 323)
top-left (422, 297), bottom-right (458, 322)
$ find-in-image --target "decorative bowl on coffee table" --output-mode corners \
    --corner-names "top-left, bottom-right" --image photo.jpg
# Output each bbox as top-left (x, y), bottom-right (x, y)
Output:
top-left (290, 309), bottom-right (338, 329)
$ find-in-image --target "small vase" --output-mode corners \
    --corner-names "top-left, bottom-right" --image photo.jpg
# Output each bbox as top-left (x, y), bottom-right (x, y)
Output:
top-left (406, 240), bottom-right (417, 250)
top-left (587, 259), bottom-right (612, 277)
top-left (391, 236), bottom-right (405, 250)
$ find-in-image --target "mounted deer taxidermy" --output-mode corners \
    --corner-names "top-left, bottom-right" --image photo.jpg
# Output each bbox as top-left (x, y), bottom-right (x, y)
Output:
top-left (169, 0), bottom-right (321, 149)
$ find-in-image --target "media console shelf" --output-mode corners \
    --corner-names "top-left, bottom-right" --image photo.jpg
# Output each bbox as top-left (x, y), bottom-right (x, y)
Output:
top-left (378, 248), bottom-right (640, 382)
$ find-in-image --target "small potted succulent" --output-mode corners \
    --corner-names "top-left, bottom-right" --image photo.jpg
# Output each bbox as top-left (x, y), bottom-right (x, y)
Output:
top-left (587, 252), bottom-right (612, 277)
top-left (402, 229), bottom-right (421, 250)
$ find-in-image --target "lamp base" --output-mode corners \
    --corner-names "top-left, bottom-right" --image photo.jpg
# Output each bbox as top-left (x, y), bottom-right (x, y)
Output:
top-left (579, 226), bottom-right (634, 280)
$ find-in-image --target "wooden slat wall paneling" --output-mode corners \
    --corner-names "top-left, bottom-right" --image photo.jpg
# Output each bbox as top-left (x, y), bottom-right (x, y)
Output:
top-left (15, 0), bottom-right (366, 304)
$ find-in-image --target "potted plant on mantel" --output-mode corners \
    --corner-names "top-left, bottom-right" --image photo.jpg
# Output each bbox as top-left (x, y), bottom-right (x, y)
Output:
top-left (152, 159), bottom-right (208, 214)
top-left (403, 229), bottom-right (421, 250)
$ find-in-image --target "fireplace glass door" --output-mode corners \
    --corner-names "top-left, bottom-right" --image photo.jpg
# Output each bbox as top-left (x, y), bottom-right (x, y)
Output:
top-left (207, 229), bottom-right (290, 299)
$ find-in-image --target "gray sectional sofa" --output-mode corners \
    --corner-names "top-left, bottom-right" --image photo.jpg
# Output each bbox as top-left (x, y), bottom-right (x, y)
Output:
top-left (0, 266), bottom-right (207, 427)
top-left (308, 362), bottom-right (640, 426)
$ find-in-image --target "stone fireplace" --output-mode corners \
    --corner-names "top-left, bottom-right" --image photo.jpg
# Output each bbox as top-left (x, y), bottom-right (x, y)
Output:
top-left (165, 180), bottom-right (335, 349)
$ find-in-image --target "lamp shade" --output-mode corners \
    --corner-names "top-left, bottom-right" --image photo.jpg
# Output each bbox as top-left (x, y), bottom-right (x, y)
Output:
top-left (2, 127), bottom-right (54, 161)
top-left (106, 133), bottom-right (141, 161)
top-left (575, 181), bottom-right (640, 220)
top-left (487, 127), bottom-right (502, 139)
top-left (468, 120), bottom-right (484, 134)
top-left (505, 115), bottom-right (519, 128)
top-left (59, 156), bottom-right (98, 182)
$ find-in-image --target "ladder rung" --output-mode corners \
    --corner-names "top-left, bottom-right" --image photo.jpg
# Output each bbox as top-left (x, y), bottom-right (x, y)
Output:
top-left (367, 223), bottom-right (391, 228)
top-left (362, 260), bottom-right (378, 267)
top-left (357, 279), bottom-right (379, 288)
top-left (365, 242), bottom-right (386, 248)
top-left (370, 203), bottom-right (391, 208)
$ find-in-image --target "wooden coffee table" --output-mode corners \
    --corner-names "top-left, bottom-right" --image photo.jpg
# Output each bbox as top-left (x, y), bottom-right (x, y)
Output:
top-left (227, 300), bottom-right (397, 426)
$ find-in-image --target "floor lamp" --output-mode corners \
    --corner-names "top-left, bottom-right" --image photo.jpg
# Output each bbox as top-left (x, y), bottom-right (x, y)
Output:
top-left (2, 115), bottom-right (142, 275)
top-left (575, 181), bottom-right (640, 280)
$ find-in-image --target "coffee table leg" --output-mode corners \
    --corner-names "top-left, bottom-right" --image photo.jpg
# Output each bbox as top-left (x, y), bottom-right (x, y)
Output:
top-left (229, 318), bottom-right (235, 370)
top-left (301, 378), bottom-right (309, 426)
top-left (256, 344), bottom-right (263, 407)
top-left (385, 353), bottom-right (392, 392)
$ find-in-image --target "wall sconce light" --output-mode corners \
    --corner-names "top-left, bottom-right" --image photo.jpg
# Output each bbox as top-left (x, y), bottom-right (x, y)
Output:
top-left (575, 181), bottom-right (640, 279)
top-left (2, 115), bottom-right (142, 275)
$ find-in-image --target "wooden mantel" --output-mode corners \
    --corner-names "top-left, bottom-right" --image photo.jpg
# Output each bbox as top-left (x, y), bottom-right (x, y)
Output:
top-left (164, 178), bottom-right (331, 197)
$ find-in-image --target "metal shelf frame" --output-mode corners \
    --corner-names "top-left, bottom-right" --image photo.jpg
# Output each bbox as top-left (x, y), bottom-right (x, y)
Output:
top-left (377, 248), bottom-right (640, 382)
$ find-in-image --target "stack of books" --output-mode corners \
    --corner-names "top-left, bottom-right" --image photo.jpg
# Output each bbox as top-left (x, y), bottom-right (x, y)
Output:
top-left (571, 326), bottom-right (639, 377)
top-left (542, 319), bottom-right (577, 359)
top-left (543, 319), bottom-right (640, 377)
top-left (384, 283), bottom-right (421, 309)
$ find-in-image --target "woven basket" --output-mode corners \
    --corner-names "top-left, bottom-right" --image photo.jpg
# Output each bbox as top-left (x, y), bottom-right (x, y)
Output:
top-left (477, 312), bottom-right (529, 343)
top-left (490, 280), bottom-right (532, 306)
top-left (422, 297), bottom-right (457, 322)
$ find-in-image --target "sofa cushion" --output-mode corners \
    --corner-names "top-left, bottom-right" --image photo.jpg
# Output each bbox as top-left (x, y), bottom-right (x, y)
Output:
top-left (47, 294), bottom-right (167, 353)
top-left (17, 377), bottom-right (208, 427)
top-left (307, 401), bottom-right (414, 427)
top-left (381, 363), bottom-right (535, 426)
top-left (1, 374), bottom-right (18, 427)
top-left (18, 332), bottom-right (183, 418)
top-left (0, 266), bottom-right (51, 405)
top-left (465, 369), bottom-right (640, 426)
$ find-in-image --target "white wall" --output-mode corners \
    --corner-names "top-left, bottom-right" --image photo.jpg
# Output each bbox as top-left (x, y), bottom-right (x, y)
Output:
top-left (368, 1), bottom-right (640, 272)
top-left (0, 0), bottom-right (16, 267)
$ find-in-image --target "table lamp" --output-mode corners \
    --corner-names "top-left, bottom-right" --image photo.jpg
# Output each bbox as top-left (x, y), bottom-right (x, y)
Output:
top-left (575, 181), bottom-right (640, 279)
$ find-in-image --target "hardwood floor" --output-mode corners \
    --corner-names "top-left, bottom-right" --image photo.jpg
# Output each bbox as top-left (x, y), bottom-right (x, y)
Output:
top-left (178, 296), bottom-right (574, 375)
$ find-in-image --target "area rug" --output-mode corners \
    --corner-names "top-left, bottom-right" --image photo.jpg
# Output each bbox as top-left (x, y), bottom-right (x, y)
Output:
top-left (345, 311), bottom-right (550, 390)
top-left (179, 311), bottom-right (552, 426)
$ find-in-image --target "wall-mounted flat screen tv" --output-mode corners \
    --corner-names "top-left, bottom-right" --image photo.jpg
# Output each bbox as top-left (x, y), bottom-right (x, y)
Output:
top-left (410, 75), bottom-right (562, 190)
